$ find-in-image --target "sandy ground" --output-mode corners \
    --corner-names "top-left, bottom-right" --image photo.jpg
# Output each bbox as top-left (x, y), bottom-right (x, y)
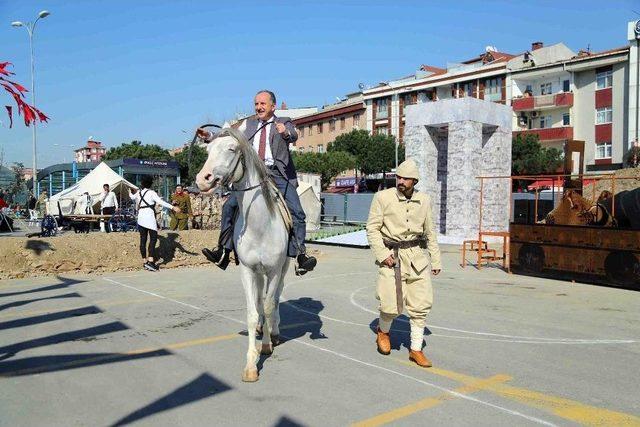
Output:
top-left (0, 230), bottom-right (221, 280)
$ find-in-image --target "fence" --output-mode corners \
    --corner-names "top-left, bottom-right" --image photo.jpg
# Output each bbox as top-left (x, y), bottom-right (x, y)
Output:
top-left (320, 193), bottom-right (374, 223)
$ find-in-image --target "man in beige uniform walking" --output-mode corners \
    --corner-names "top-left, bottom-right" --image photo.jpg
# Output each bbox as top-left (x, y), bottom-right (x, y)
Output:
top-left (366, 159), bottom-right (442, 367)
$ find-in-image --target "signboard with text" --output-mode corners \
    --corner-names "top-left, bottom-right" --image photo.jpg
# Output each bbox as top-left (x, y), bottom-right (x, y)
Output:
top-left (123, 158), bottom-right (179, 169)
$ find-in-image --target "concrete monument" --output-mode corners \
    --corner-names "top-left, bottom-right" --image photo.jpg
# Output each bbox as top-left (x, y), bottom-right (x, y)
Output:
top-left (404, 97), bottom-right (513, 243)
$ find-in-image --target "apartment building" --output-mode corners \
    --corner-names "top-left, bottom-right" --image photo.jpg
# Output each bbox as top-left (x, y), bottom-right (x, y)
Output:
top-left (74, 140), bottom-right (106, 163)
top-left (509, 41), bottom-right (630, 172)
top-left (363, 49), bottom-right (515, 143)
top-left (293, 92), bottom-right (366, 153)
top-left (356, 20), bottom-right (640, 174)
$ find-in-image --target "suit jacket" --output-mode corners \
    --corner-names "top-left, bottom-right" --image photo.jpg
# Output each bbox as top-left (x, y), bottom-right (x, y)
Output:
top-left (242, 117), bottom-right (299, 186)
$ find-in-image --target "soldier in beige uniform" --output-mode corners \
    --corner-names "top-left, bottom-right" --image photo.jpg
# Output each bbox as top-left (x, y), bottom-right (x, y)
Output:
top-left (366, 159), bottom-right (442, 367)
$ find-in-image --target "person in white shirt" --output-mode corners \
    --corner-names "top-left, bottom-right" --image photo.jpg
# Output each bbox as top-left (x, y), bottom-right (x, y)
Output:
top-left (100, 183), bottom-right (119, 233)
top-left (129, 175), bottom-right (181, 271)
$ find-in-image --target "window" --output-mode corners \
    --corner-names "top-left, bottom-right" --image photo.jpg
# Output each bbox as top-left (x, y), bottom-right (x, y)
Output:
top-left (402, 93), bottom-right (416, 106)
top-left (376, 98), bottom-right (388, 119)
top-left (595, 142), bottom-right (612, 159)
top-left (563, 80), bottom-right (570, 92)
top-left (353, 114), bottom-right (360, 127)
top-left (539, 115), bottom-right (552, 129)
top-left (596, 107), bottom-right (612, 124)
top-left (525, 84), bottom-right (533, 94)
top-left (317, 122), bottom-right (323, 134)
top-left (329, 119), bottom-right (336, 132)
top-left (308, 125), bottom-right (313, 136)
top-left (340, 117), bottom-right (346, 129)
top-left (540, 82), bottom-right (552, 95)
top-left (376, 126), bottom-right (388, 136)
top-left (462, 82), bottom-right (474, 97)
top-left (485, 78), bottom-right (502, 101)
top-left (596, 69), bottom-right (613, 89)
top-left (562, 112), bottom-right (570, 126)
top-left (317, 144), bottom-right (325, 153)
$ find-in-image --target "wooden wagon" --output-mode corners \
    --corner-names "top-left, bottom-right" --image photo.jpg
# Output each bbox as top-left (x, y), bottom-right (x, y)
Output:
top-left (510, 223), bottom-right (640, 290)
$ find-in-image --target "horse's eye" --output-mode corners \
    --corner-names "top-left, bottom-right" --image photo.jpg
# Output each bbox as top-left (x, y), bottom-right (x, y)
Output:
top-left (228, 148), bottom-right (236, 153)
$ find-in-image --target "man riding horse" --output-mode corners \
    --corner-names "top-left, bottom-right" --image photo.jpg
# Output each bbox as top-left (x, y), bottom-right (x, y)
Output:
top-left (197, 90), bottom-right (317, 275)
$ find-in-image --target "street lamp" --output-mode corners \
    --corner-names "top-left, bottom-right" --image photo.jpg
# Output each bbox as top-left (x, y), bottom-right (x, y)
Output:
top-left (11, 10), bottom-right (51, 195)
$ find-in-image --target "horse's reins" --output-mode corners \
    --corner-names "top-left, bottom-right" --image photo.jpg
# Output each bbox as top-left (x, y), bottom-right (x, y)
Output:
top-left (197, 119), bottom-right (276, 192)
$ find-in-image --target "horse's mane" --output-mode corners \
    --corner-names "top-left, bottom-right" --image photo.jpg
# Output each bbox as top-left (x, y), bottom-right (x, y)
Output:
top-left (218, 127), bottom-right (276, 213)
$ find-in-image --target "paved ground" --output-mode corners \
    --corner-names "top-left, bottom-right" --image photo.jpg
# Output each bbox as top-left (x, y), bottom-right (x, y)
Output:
top-left (1, 244), bottom-right (639, 426)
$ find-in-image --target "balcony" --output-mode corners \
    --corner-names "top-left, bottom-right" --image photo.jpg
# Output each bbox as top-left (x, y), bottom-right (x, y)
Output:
top-left (512, 92), bottom-right (573, 112)
top-left (513, 126), bottom-right (573, 141)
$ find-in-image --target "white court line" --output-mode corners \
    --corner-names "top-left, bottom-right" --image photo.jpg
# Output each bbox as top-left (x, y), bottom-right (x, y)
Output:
top-left (100, 276), bottom-right (556, 426)
top-left (283, 271), bottom-right (636, 345)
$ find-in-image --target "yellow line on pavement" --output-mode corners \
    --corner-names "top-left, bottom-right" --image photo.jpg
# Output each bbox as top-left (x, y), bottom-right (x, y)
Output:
top-left (0, 321), bottom-right (320, 378)
top-left (352, 374), bottom-right (511, 427)
top-left (393, 358), bottom-right (640, 426)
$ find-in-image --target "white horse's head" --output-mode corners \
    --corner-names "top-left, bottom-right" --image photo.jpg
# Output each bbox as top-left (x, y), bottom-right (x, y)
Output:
top-left (195, 129), bottom-right (246, 192)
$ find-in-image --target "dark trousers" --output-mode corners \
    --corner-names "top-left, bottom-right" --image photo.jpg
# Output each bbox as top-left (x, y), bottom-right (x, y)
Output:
top-left (218, 175), bottom-right (307, 257)
top-left (102, 206), bottom-right (115, 233)
top-left (139, 226), bottom-right (158, 259)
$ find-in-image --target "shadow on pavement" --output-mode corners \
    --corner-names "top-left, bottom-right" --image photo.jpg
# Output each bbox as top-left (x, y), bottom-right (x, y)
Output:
top-left (0, 306), bottom-right (102, 331)
top-left (111, 373), bottom-right (232, 427)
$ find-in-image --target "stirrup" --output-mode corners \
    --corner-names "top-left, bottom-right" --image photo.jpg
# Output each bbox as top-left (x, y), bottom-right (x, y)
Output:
top-left (294, 261), bottom-right (309, 276)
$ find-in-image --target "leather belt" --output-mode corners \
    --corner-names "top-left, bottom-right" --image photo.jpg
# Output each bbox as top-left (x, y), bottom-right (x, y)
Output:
top-left (383, 238), bottom-right (426, 314)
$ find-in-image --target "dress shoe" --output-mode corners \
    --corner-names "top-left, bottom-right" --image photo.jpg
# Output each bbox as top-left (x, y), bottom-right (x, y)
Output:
top-left (409, 349), bottom-right (432, 368)
top-left (202, 247), bottom-right (230, 270)
top-left (376, 327), bottom-right (391, 355)
top-left (295, 253), bottom-right (317, 275)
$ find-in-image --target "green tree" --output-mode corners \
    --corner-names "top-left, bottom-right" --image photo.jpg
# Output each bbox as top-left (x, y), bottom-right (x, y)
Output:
top-left (174, 144), bottom-right (209, 185)
top-left (512, 133), bottom-right (563, 190)
top-left (8, 162), bottom-right (25, 200)
top-left (103, 140), bottom-right (172, 161)
top-left (293, 151), bottom-right (356, 189)
top-left (328, 129), bottom-right (404, 177)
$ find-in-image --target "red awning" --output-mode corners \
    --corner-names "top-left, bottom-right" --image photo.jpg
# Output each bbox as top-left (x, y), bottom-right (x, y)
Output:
top-left (527, 178), bottom-right (563, 190)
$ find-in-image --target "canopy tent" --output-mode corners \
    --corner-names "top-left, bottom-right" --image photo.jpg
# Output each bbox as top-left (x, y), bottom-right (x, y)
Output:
top-left (297, 181), bottom-right (321, 231)
top-left (46, 162), bottom-right (137, 215)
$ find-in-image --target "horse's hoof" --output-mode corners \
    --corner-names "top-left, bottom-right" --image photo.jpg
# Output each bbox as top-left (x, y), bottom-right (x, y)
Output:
top-left (261, 343), bottom-right (273, 355)
top-left (270, 334), bottom-right (281, 347)
top-left (242, 368), bottom-right (259, 382)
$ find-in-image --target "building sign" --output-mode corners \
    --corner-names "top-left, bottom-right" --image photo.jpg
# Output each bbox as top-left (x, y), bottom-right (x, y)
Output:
top-left (335, 177), bottom-right (356, 187)
top-left (123, 158), bottom-right (179, 169)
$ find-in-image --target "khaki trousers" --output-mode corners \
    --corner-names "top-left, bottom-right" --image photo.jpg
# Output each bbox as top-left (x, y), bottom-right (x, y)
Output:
top-left (376, 263), bottom-right (433, 321)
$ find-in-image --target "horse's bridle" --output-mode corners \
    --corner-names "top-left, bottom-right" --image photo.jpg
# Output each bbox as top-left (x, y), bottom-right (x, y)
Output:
top-left (196, 120), bottom-right (274, 193)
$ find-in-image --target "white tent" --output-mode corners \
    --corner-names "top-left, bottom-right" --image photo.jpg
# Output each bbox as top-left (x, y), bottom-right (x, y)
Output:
top-left (47, 162), bottom-right (137, 215)
top-left (297, 181), bottom-right (321, 231)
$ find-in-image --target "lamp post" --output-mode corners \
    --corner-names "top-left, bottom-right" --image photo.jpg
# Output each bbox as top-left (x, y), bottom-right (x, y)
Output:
top-left (11, 10), bottom-right (51, 195)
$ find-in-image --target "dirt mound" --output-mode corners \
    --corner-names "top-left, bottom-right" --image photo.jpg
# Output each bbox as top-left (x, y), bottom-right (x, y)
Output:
top-left (584, 168), bottom-right (640, 202)
top-left (0, 230), bottom-right (220, 280)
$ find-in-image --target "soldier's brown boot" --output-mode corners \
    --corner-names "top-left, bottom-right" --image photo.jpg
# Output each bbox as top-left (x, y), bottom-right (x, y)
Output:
top-left (409, 349), bottom-right (432, 368)
top-left (376, 328), bottom-right (391, 355)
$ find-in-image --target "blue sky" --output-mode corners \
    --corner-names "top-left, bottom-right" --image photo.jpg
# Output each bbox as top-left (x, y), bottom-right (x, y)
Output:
top-left (1, 0), bottom-right (638, 167)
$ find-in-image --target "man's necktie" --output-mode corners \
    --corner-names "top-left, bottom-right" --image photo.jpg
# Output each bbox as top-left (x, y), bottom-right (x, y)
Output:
top-left (258, 122), bottom-right (267, 161)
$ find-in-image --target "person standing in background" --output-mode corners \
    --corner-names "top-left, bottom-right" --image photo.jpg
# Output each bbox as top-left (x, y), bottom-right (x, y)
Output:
top-left (100, 183), bottom-right (118, 233)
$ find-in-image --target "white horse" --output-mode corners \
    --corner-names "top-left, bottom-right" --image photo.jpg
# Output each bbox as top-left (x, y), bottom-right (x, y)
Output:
top-left (195, 127), bottom-right (290, 382)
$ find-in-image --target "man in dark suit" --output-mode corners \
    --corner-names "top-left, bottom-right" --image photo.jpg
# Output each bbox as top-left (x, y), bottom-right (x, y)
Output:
top-left (198, 90), bottom-right (317, 275)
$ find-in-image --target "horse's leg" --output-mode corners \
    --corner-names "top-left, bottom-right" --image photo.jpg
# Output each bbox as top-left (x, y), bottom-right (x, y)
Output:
top-left (240, 265), bottom-right (260, 382)
top-left (269, 258), bottom-right (290, 348)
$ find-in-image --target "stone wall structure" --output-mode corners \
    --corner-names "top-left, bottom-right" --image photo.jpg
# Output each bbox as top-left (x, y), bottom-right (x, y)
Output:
top-left (404, 97), bottom-right (513, 242)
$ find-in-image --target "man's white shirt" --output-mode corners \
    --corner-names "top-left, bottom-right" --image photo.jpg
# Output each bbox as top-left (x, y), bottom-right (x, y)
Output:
top-left (250, 119), bottom-right (275, 167)
top-left (101, 191), bottom-right (118, 209)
